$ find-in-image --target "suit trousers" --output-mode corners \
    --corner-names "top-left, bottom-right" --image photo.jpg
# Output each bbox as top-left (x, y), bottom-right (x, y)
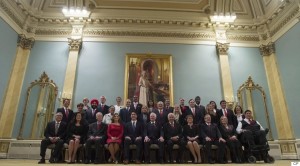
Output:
top-left (144, 139), bottom-right (164, 162)
top-left (124, 138), bottom-right (143, 160)
top-left (40, 138), bottom-right (64, 159)
top-left (85, 138), bottom-right (106, 161)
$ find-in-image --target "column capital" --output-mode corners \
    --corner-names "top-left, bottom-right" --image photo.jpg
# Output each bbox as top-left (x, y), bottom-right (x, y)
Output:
top-left (216, 42), bottom-right (230, 55)
top-left (68, 38), bottom-right (82, 51)
top-left (17, 34), bottom-right (35, 49)
top-left (260, 42), bottom-right (275, 56)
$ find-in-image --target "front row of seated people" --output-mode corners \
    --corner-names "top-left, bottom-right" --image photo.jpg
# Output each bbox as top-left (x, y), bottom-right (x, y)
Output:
top-left (38, 110), bottom-right (270, 164)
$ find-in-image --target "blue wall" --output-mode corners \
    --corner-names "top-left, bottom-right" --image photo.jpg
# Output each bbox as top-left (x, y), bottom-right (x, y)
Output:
top-left (0, 18), bottom-right (18, 112)
top-left (229, 47), bottom-right (277, 139)
top-left (74, 42), bottom-right (223, 107)
top-left (13, 41), bottom-right (69, 137)
top-left (275, 22), bottom-right (300, 138)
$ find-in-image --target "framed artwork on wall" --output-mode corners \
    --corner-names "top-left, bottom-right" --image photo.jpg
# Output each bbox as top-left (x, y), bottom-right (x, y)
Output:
top-left (124, 53), bottom-right (173, 105)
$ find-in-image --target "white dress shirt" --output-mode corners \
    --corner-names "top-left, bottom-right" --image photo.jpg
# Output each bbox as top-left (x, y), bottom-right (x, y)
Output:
top-left (236, 118), bottom-right (264, 134)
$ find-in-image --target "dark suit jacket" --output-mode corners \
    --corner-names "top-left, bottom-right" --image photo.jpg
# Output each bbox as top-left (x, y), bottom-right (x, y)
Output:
top-left (164, 106), bottom-right (174, 113)
top-left (144, 121), bottom-right (163, 140)
top-left (120, 107), bottom-right (135, 124)
top-left (44, 121), bottom-right (67, 139)
top-left (124, 121), bottom-right (143, 139)
top-left (153, 109), bottom-right (170, 125)
top-left (185, 107), bottom-right (205, 124)
top-left (138, 113), bottom-right (150, 126)
top-left (86, 108), bottom-right (100, 124)
top-left (163, 122), bottom-right (182, 140)
top-left (217, 108), bottom-right (238, 128)
top-left (200, 123), bottom-right (222, 140)
top-left (87, 122), bottom-right (107, 139)
top-left (219, 124), bottom-right (237, 140)
top-left (130, 103), bottom-right (143, 115)
top-left (97, 104), bottom-right (109, 115)
top-left (56, 108), bottom-right (74, 124)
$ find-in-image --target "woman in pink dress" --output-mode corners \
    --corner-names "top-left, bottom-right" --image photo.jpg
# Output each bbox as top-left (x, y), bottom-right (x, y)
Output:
top-left (107, 113), bottom-right (123, 163)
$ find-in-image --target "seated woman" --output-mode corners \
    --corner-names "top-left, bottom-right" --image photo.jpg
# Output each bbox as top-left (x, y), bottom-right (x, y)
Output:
top-left (107, 113), bottom-right (123, 163)
top-left (102, 105), bottom-right (115, 124)
top-left (183, 115), bottom-right (201, 163)
top-left (66, 112), bottom-right (88, 163)
top-left (219, 116), bottom-right (242, 163)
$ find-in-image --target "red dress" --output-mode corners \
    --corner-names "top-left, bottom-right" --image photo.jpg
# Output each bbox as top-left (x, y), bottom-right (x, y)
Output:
top-left (107, 123), bottom-right (123, 144)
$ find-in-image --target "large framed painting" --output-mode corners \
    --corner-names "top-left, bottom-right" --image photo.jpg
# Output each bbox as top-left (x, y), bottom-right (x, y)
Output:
top-left (124, 54), bottom-right (173, 106)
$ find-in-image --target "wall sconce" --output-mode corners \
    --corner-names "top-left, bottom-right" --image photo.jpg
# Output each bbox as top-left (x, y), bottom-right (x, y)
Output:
top-left (210, 12), bottom-right (237, 23)
top-left (62, 7), bottom-right (90, 18)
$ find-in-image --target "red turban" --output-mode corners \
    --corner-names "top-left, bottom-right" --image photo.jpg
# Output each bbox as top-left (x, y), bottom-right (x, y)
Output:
top-left (90, 99), bottom-right (99, 105)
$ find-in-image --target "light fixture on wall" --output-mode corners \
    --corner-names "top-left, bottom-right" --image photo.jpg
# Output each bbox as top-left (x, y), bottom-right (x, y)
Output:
top-left (210, 12), bottom-right (237, 23)
top-left (62, 7), bottom-right (90, 18)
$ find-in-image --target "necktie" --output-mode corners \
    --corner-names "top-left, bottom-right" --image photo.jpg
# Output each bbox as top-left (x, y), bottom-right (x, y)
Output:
top-left (160, 110), bottom-right (163, 116)
top-left (101, 105), bottom-right (104, 110)
top-left (224, 109), bottom-right (227, 117)
top-left (97, 123), bottom-right (101, 130)
top-left (132, 121), bottom-right (136, 130)
top-left (55, 123), bottom-right (59, 135)
top-left (171, 122), bottom-right (174, 128)
top-left (92, 109), bottom-right (95, 116)
top-left (192, 108), bottom-right (195, 116)
top-left (65, 109), bottom-right (69, 118)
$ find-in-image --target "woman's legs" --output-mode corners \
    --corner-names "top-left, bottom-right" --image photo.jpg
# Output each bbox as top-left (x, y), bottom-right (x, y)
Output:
top-left (108, 143), bottom-right (115, 161)
top-left (68, 140), bottom-right (74, 162)
top-left (187, 141), bottom-right (197, 162)
top-left (71, 138), bottom-right (80, 162)
top-left (112, 143), bottom-right (120, 161)
top-left (192, 141), bottom-right (201, 163)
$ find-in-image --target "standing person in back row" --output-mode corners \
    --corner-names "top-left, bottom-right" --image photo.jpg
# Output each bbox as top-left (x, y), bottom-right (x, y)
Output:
top-left (217, 100), bottom-right (237, 129)
top-left (56, 99), bottom-right (74, 125)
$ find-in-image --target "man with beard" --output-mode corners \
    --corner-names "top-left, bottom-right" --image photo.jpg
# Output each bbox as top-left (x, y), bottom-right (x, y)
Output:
top-left (86, 99), bottom-right (100, 124)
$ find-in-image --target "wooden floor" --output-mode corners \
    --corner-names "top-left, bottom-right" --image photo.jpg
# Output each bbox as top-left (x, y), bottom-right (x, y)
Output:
top-left (0, 159), bottom-right (298, 166)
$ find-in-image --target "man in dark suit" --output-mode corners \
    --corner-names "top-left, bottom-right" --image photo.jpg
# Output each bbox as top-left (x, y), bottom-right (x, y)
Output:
top-left (195, 96), bottom-right (206, 113)
top-left (131, 95), bottom-right (142, 115)
top-left (123, 112), bottom-right (143, 164)
top-left (201, 114), bottom-right (226, 164)
top-left (144, 112), bottom-right (164, 164)
top-left (217, 100), bottom-right (238, 128)
top-left (153, 101), bottom-right (169, 125)
top-left (120, 99), bottom-right (135, 124)
top-left (86, 98), bottom-right (100, 124)
top-left (164, 98), bottom-right (174, 113)
top-left (56, 99), bottom-right (74, 125)
top-left (185, 99), bottom-right (205, 124)
top-left (38, 112), bottom-right (67, 164)
top-left (138, 105), bottom-right (150, 126)
top-left (85, 112), bottom-right (107, 164)
top-left (163, 113), bottom-right (185, 163)
top-left (97, 96), bottom-right (109, 115)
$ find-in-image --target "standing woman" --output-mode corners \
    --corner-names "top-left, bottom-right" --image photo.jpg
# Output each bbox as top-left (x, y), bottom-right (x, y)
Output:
top-left (209, 101), bottom-right (218, 113)
top-left (234, 105), bottom-right (244, 123)
top-left (107, 113), bottom-right (124, 163)
top-left (147, 100), bottom-right (155, 113)
top-left (66, 112), bottom-right (88, 163)
top-left (183, 115), bottom-right (201, 163)
top-left (173, 104), bottom-right (183, 125)
top-left (206, 103), bottom-right (219, 125)
top-left (102, 105), bottom-right (115, 125)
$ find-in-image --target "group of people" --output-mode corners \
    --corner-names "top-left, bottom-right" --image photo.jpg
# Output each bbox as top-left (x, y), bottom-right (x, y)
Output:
top-left (38, 95), bottom-right (271, 164)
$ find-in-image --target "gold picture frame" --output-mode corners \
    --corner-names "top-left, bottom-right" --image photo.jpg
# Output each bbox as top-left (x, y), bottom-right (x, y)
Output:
top-left (124, 53), bottom-right (173, 105)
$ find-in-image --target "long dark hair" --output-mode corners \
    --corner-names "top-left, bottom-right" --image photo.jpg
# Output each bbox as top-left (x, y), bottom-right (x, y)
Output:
top-left (69, 112), bottom-right (85, 127)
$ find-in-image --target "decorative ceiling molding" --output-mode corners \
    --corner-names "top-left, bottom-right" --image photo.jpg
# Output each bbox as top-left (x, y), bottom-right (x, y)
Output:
top-left (0, 0), bottom-right (299, 46)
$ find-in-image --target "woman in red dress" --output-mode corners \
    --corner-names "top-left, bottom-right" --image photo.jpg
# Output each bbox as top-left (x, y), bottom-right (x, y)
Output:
top-left (107, 113), bottom-right (123, 163)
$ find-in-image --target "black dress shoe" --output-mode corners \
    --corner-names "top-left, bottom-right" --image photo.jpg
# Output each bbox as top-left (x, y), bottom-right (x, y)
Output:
top-left (38, 159), bottom-right (45, 164)
top-left (84, 160), bottom-right (90, 164)
top-left (49, 158), bottom-right (55, 163)
top-left (94, 160), bottom-right (101, 164)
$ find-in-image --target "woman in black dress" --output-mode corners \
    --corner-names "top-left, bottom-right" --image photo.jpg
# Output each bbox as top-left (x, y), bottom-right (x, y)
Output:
top-left (66, 112), bottom-right (88, 163)
top-left (219, 116), bottom-right (242, 163)
top-left (183, 115), bottom-right (201, 163)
